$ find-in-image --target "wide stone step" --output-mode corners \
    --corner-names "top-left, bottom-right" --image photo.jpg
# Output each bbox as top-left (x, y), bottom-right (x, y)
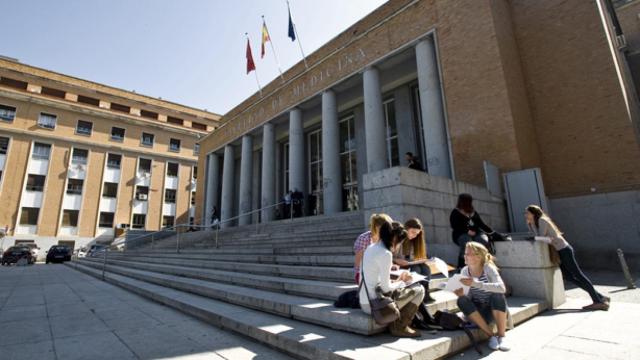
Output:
top-left (127, 245), bottom-right (355, 256)
top-left (68, 261), bottom-right (547, 360)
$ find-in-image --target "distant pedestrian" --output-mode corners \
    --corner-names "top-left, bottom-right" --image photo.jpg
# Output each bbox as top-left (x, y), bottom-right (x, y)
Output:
top-left (211, 206), bottom-right (220, 229)
top-left (405, 152), bottom-right (423, 171)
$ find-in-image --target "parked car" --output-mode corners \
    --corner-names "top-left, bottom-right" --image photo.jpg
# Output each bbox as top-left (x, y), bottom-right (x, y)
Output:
top-left (46, 246), bottom-right (72, 264)
top-left (19, 243), bottom-right (40, 263)
top-left (87, 244), bottom-right (107, 257)
top-left (1, 246), bottom-right (33, 265)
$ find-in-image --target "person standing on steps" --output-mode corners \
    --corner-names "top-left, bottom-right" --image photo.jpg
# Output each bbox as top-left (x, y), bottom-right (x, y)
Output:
top-left (525, 205), bottom-right (610, 311)
top-left (456, 241), bottom-right (511, 352)
top-left (210, 206), bottom-right (220, 230)
top-left (353, 213), bottom-right (393, 284)
top-left (360, 221), bottom-right (425, 337)
top-left (450, 193), bottom-right (495, 269)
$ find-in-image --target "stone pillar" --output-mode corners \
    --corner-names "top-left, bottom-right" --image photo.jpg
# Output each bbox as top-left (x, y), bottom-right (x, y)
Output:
top-left (238, 135), bottom-right (253, 226)
top-left (261, 123), bottom-right (276, 221)
top-left (416, 37), bottom-right (452, 178)
top-left (289, 108), bottom-right (305, 194)
top-left (322, 90), bottom-right (342, 214)
top-left (220, 144), bottom-right (235, 228)
top-left (204, 153), bottom-right (220, 226)
top-left (363, 66), bottom-right (387, 173)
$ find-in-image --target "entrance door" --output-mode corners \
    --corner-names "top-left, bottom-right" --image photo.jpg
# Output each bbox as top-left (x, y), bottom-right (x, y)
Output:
top-left (308, 129), bottom-right (323, 216)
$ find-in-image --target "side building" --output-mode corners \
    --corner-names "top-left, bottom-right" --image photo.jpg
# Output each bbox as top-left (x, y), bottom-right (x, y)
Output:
top-left (0, 58), bottom-right (220, 256)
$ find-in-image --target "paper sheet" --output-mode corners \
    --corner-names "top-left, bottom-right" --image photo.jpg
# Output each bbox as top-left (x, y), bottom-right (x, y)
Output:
top-left (389, 270), bottom-right (427, 287)
top-left (441, 274), bottom-right (471, 295)
top-left (426, 257), bottom-right (450, 278)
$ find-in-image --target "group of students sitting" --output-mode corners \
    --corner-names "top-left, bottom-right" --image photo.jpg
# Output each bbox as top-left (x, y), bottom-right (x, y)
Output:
top-left (351, 193), bottom-right (611, 352)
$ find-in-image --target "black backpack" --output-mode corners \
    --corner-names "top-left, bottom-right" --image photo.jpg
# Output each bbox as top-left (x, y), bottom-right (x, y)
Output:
top-left (434, 310), bottom-right (482, 355)
top-left (333, 290), bottom-right (361, 309)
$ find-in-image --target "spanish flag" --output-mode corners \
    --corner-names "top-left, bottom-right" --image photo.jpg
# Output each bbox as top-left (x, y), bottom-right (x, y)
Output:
top-left (261, 20), bottom-right (270, 58)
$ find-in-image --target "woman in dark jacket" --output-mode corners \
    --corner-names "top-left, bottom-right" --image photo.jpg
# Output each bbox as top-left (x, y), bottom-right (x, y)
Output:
top-left (450, 193), bottom-right (494, 268)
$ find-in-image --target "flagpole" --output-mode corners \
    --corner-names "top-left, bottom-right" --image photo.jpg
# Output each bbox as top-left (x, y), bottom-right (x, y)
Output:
top-left (287, 0), bottom-right (308, 69)
top-left (246, 33), bottom-right (263, 96)
top-left (262, 16), bottom-right (285, 81)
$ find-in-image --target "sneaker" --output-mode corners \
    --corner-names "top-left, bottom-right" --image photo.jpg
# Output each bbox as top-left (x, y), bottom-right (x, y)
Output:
top-left (498, 336), bottom-right (511, 351)
top-left (488, 336), bottom-right (500, 350)
top-left (582, 302), bottom-right (609, 311)
top-left (601, 296), bottom-right (611, 304)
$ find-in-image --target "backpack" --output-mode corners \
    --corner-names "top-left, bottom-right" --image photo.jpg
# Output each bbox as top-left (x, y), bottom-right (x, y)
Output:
top-left (434, 310), bottom-right (482, 355)
top-left (333, 290), bottom-right (361, 309)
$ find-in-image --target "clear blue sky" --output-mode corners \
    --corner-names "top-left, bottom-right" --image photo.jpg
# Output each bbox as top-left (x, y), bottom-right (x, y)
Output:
top-left (1, 0), bottom-right (387, 115)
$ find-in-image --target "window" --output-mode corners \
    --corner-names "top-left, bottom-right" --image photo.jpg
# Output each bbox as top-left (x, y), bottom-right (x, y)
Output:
top-left (164, 189), bottom-right (176, 203)
top-left (384, 99), bottom-right (400, 167)
top-left (111, 127), bottom-right (125, 141)
top-left (191, 191), bottom-right (196, 206)
top-left (37, 113), bottom-right (57, 129)
top-left (99, 212), bottom-right (114, 228)
top-left (71, 148), bottom-right (88, 164)
top-left (140, 110), bottom-right (158, 120)
top-left (40, 86), bottom-right (66, 99)
top-left (194, 143), bottom-right (200, 155)
top-left (193, 166), bottom-right (198, 180)
top-left (26, 175), bottom-right (46, 191)
top-left (76, 120), bottom-right (93, 135)
top-left (141, 132), bottom-right (154, 147)
top-left (77, 95), bottom-right (100, 107)
top-left (169, 138), bottom-right (181, 152)
top-left (107, 154), bottom-right (121, 169)
top-left (61, 210), bottom-right (79, 227)
top-left (66, 179), bottom-right (83, 195)
top-left (19, 207), bottom-right (39, 225)
top-left (102, 182), bottom-right (118, 198)
top-left (0, 104), bottom-right (16, 122)
top-left (132, 214), bottom-right (146, 229)
top-left (167, 116), bottom-right (183, 126)
top-left (135, 186), bottom-right (149, 201)
top-left (0, 137), bottom-right (9, 154)
top-left (339, 115), bottom-right (358, 212)
top-left (166, 162), bottom-right (178, 177)
top-left (110, 102), bottom-right (130, 114)
top-left (32, 143), bottom-right (51, 159)
top-left (138, 158), bottom-right (151, 174)
top-left (0, 77), bottom-right (28, 90)
top-left (192, 122), bottom-right (207, 131)
top-left (162, 216), bottom-right (175, 228)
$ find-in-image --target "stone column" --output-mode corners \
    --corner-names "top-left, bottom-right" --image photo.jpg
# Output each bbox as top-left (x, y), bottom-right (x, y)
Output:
top-left (220, 144), bottom-right (235, 228)
top-left (204, 153), bottom-right (220, 226)
top-left (416, 37), bottom-right (452, 178)
top-left (322, 90), bottom-right (342, 214)
top-left (238, 135), bottom-right (253, 226)
top-left (363, 66), bottom-right (387, 173)
top-left (261, 123), bottom-right (276, 221)
top-left (289, 108), bottom-right (305, 194)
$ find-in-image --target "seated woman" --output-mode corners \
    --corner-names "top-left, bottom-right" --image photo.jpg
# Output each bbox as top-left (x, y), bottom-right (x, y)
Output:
top-left (360, 221), bottom-right (425, 337)
top-left (393, 218), bottom-right (435, 302)
top-left (455, 241), bottom-right (510, 351)
top-left (450, 193), bottom-right (494, 269)
top-left (353, 213), bottom-right (393, 284)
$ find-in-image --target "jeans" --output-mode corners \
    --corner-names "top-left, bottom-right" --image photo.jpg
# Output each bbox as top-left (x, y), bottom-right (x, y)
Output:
top-left (558, 246), bottom-right (604, 303)
top-left (457, 293), bottom-right (507, 323)
top-left (456, 233), bottom-right (490, 268)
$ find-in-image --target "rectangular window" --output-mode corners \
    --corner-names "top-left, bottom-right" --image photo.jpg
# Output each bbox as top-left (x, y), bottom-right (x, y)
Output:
top-left (76, 120), bottom-right (93, 135)
top-left (167, 116), bottom-right (183, 126)
top-left (192, 122), bottom-right (207, 131)
top-left (191, 191), bottom-right (196, 206)
top-left (66, 178), bottom-right (83, 195)
top-left (26, 175), bottom-right (46, 191)
top-left (132, 214), bottom-right (146, 229)
top-left (19, 207), bottom-right (39, 225)
top-left (110, 102), bottom-right (130, 113)
top-left (141, 132), bottom-right (154, 147)
top-left (0, 104), bottom-right (16, 122)
top-left (107, 154), bottom-right (122, 169)
top-left (40, 86), bottom-right (66, 99)
top-left (140, 110), bottom-right (158, 120)
top-left (32, 142), bottom-right (51, 160)
top-left (102, 182), bottom-right (118, 198)
top-left (0, 137), bottom-right (9, 154)
top-left (162, 216), bottom-right (175, 228)
top-left (111, 127), bottom-right (125, 141)
top-left (0, 77), bottom-right (28, 90)
top-left (71, 148), bottom-right (88, 164)
top-left (138, 158), bottom-right (152, 174)
top-left (135, 186), bottom-right (149, 201)
top-left (164, 189), bottom-right (176, 203)
top-left (193, 166), bottom-right (198, 180)
top-left (384, 99), bottom-right (400, 167)
top-left (99, 212), bottom-right (114, 228)
top-left (194, 143), bottom-right (200, 155)
top-left (169, 138), bottom-right (181, 152)
top-left (61, 210), bottom-right (79, 227)
top-left (37, 113), bottom-right (57, 129)
top-left (166, 162), bottom-right (178, 177)
top-left (77, 95), bottom-right (100, 107)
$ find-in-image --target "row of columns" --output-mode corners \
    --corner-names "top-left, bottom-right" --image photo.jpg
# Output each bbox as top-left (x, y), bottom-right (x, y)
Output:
top-left (204, 36), bottom-right (450, 228)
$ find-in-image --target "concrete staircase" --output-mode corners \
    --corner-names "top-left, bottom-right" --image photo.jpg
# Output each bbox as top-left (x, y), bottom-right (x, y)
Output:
top-left (69, 211), bottom-right (547, 359)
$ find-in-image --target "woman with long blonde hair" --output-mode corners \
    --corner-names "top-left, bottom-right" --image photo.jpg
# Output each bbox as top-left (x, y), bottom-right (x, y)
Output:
top-left (456, 241), bottom-right (510, 351)
top-left (526, 205), bottom-right (609, 311)
top-left (393, 218), bottom-right (434, 303)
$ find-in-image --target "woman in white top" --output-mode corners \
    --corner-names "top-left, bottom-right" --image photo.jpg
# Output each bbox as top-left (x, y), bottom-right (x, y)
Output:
top-left (360, 221), bottom-right (425, 337)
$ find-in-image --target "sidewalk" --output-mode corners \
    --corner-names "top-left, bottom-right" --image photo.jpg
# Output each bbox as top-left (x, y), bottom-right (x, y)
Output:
top-left (0, 264), bottom-right (293, 360)
top-left (449, 270), bottom-right (640, 359)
